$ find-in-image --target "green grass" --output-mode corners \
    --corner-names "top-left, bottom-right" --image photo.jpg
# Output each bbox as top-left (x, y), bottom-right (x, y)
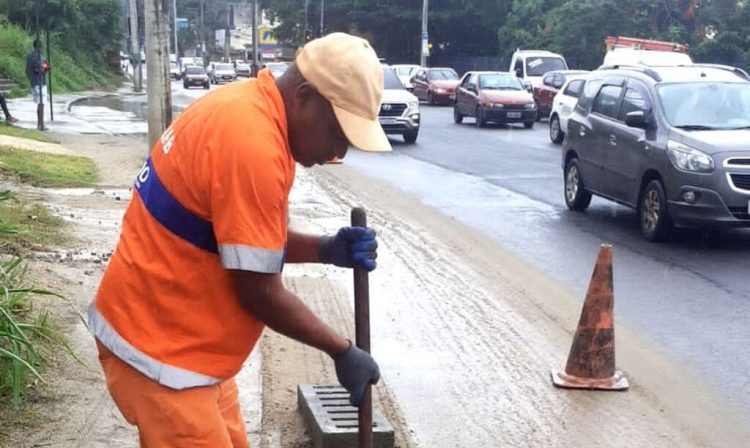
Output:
top-left (0, 123), bottom-right (57, 144)
top-left (0, 146), bottom-right (98, 188)
top-left (0, 255), bottom-right (74, 407)
top-left (0, 190), bottom-right (76, 407)
top-left (0, 193), bottom-right (66, 250)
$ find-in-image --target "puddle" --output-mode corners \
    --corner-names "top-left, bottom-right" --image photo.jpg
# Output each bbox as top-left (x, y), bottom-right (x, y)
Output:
top-left (72, 96), bottom-right (183, 122)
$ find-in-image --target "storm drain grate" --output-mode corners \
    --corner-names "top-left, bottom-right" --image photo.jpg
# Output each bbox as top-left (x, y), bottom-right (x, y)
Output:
top-left (297, 384), bottom-right (395, 448)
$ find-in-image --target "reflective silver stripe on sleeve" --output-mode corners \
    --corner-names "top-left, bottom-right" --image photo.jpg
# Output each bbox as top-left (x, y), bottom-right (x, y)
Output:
top-left (87, 303), bottom-right (222, 390)
top-left (219, 244), bottom-right (284, 273)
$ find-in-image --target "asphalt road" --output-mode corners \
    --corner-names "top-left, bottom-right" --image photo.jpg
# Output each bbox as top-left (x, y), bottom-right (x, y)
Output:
top-left (343, 103), bottom-right (750, 425)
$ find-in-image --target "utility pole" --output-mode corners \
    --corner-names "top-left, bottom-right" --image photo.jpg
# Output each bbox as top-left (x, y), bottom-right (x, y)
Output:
top-left (252, 0), bottom-right (259, 72)
top-left (144, 0), bottom-right (173, 150)
top-left (44, 0), bottom-right (53, 121)
top-left (128, 0), bottom-right (143, 92)
top-left (304, 0), bottom-right (309, 41)
top-left (200, 0), bottom-right (205, 65)
top-left (319, 0), bottom-right (324, 37)
top-left (420, 0), bottom-right (429, 67)
top-left (224, 5), bottom-right (231, 62)
top-left (172, 0), bottom-right (178, 57)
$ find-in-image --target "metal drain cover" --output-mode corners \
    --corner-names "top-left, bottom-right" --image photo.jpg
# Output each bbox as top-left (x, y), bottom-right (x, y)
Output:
top-left (297, 384), bottom-right (395, 448)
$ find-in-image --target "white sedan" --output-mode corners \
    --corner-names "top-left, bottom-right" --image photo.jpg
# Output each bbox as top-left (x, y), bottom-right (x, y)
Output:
top-left (391, 64), bottom-right (421, 91)
top-left (548, 75), bottom-right (589, 144)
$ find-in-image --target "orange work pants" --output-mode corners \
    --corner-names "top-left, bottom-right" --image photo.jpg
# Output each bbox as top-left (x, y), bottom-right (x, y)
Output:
top-left (96, 340), bottom-right (249, 448)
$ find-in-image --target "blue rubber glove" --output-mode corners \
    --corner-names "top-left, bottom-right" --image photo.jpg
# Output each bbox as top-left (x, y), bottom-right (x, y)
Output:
top-left (318, 227), bottom-right (378, 271)
top-left (333, 342), bottom-right (381, 407)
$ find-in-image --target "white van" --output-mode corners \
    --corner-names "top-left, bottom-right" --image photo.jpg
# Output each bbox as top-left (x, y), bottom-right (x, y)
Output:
top-left (602, 47), bottom-right (693, 67)
top-left (510, 50), bottom-right (568, 88)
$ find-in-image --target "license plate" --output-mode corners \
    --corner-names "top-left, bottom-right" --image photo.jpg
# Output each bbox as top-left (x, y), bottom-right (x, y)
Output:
top-left (379, 118), bottom-right (396, 125)
top-left (507, 112), bottom-right (522, 118)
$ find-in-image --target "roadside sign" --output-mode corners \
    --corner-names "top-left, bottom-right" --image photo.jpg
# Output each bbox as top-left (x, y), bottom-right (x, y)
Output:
top-left (421, 33), bottom-right (429, 57)
top-left (176, 18), bottom-right (188, 29)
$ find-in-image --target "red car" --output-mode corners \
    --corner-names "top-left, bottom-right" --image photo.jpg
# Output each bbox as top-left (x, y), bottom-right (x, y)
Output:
top-left (453, 71), bottom-right (537, 128)
top-left (533, 70), bottom-right (588, 119)
top-left (410, 67), bottom-right (460, 105)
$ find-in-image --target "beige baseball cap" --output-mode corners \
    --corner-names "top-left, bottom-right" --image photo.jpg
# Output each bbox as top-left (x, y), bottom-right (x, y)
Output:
top-left (297, 33), bottom-right (392, 153)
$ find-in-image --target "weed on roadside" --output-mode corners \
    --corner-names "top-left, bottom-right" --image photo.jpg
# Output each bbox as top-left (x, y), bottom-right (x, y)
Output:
top-left (0, 256), bottom-right (78, 408)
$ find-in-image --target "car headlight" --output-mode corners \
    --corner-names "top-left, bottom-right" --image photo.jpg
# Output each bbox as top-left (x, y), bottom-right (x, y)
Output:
top-left (524, 103), bottom-right (536, 109)
top-left (407, 100), bottom-right (419, 112)
top-left (435, 88), bottom-right (446, 94)
top-left (667, 140), bottom-right (714, 173)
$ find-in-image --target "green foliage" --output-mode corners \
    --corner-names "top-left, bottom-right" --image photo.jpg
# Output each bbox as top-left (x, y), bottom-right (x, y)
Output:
top-left (265, 0), bottom-right (750, 71)
top-left (0, 191), bottom-right (75, 406)
top-left (0, 254), bottom-right (75, 406)
top-left (0, 1), bottom-right (123, 92)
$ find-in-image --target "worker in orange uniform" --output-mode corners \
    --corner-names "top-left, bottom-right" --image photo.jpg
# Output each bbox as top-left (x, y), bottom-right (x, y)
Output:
top-left (88, 32), bottom-right (390, 447)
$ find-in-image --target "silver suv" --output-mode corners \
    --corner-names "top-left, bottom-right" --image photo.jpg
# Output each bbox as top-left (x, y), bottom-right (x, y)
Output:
top-left (379, 66), bottom-right (420, 143)
top-left (563, 64), bottom-right (750, 241)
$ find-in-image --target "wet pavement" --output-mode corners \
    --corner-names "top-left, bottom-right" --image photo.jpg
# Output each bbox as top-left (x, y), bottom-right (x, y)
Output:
top-left (342, 105), bottom-right (750, 428)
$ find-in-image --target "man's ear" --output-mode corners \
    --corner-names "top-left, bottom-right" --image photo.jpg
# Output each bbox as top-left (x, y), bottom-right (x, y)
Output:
top-left (294, 82), bottom-right (317, 106)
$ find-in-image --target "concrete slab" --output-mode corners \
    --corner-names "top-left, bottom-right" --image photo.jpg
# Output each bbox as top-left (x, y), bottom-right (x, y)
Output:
top-left (297, 384), bottom-right (394, 448)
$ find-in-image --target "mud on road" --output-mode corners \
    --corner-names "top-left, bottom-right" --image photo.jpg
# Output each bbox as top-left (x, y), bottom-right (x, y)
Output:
top-left (1, 132), bottom-right (747, 447)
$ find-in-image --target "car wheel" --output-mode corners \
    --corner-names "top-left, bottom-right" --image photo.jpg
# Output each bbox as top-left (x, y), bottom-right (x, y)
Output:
top-left (639, 180), bottom-right (672, 242)
top-left (475, 108), bottom-right (487, 128)
top-left (524, 121), bottom-right (534, 129)
top-left (453, 105), bottom-right (463, 124)
top-left (564, 158), bottom-right (592, 211)
top-left (403, 129), bottom-right (419, 144)
top-left (183, 83), bottom-right (188, 89)
top-left (549, 114), bottom-right (564, 144)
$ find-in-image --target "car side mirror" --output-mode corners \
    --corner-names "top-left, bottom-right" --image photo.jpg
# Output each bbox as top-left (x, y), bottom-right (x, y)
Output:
top-left (467, 84), bottom-right (477, 93)
top-left (515, 69), bottom-right (523, 78)
top-left (625, 110), bottom-right (649, 128)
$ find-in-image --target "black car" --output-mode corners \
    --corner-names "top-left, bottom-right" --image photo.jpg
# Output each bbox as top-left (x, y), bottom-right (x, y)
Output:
top-left (563, 64), bottom-right (750, 241)
top-left (183, 66), bottom-right (210, 90)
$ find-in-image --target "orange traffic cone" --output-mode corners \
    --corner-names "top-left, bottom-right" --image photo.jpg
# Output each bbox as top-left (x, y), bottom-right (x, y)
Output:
top-left (551, 244), bottom-right (629, 390)
top-left (326, 157), bottom-right (343, 164)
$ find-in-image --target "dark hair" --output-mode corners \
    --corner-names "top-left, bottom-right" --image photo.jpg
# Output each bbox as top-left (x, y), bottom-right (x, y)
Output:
top-left (33, 39), bottom-right (41, 49)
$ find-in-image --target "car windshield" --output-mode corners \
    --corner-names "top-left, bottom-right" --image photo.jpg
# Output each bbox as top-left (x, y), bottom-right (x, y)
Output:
top-left (215, 64), bottom-right (233, 70)
top-left (479, 74), bottom-right (523, 90)
top-left (429, 69), bottom-right (458, 80)
top-left (186, 66), bottom-right (205, 75)
top-left (658, 82), bottom-right (750, 129)
top-left (396, 66), bottom-right (416, 76)
top-left (525, 57), bottom-right (567, 77)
